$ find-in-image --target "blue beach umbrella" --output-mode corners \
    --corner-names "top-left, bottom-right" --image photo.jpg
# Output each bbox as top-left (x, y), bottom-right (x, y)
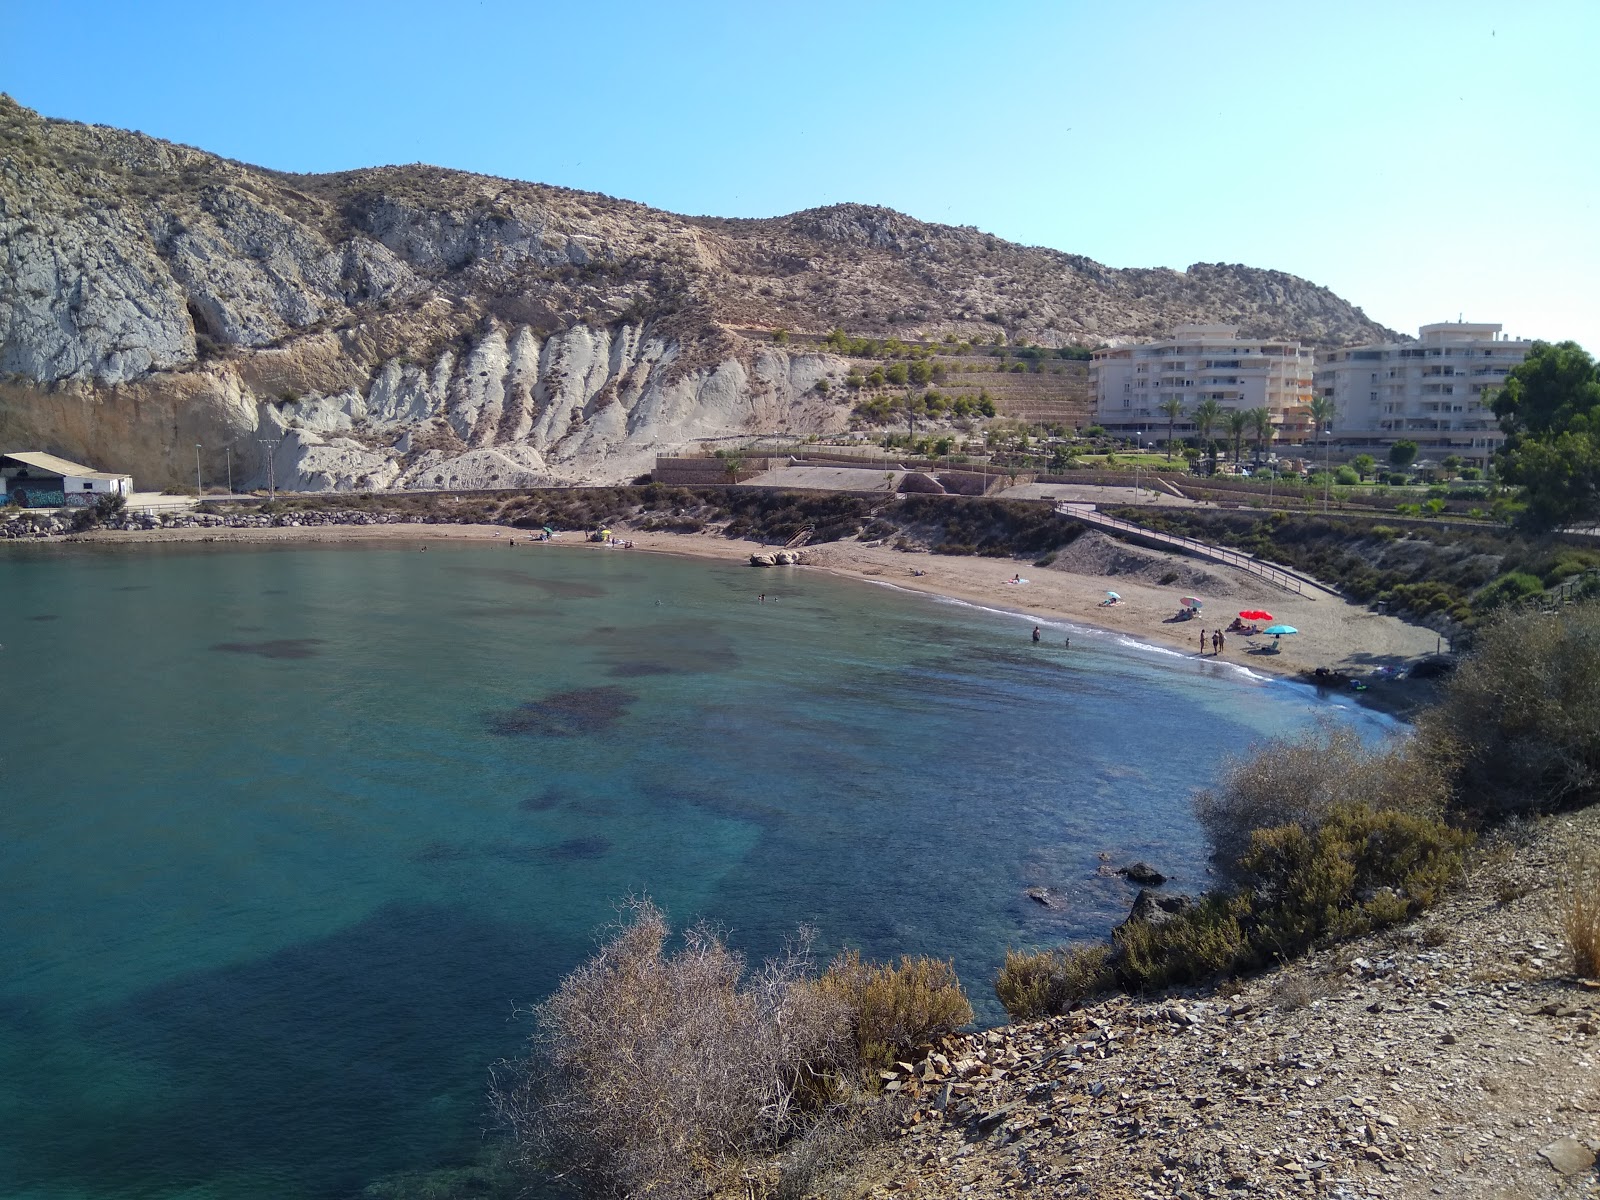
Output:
top-left (1261, 623), bottom-right (1298, 652)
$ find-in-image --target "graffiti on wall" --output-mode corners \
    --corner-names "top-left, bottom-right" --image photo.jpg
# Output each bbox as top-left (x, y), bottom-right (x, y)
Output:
top-left (7, 487), bottom-right (67, 508)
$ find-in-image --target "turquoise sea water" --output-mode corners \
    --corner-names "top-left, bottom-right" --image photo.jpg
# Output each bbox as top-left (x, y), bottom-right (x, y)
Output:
top-left (0, 541), bottom-right (1395, 1199)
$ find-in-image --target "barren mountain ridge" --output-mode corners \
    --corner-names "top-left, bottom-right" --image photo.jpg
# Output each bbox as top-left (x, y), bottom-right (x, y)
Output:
top-left (0, 97), bottom-right (1396, 490)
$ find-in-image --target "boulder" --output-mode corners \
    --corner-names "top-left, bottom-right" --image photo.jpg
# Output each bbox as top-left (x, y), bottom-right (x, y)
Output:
top-left (1118, 861), bottom-right (1168, 886)
top-left (749, 553), bottom-right (777, 566)
top-left (1120, 889), bottom-right (1192, 928)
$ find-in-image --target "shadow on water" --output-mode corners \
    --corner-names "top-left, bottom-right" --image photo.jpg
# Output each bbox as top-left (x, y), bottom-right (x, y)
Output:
top-left (8, 903), bottom-right (564, 1200)
top-left (27, 613), bottom-right (59, 621)
top-left (460, 568), bottom-right (606, 599)
top-left (211, 638), bottom-right (326, 659)
top-left (605, 660), bottom-right (678, 677)
top-left (582, 620), bottom-right (740, 674)
top-left (518, 789), bottom-right (565, 812)
top-left (412, 835), bottom-right (612, 866)
top-left (486, 686), bottom-right (636, 738)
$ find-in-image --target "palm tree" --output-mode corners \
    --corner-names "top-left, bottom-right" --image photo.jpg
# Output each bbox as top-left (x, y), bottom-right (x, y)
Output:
top-left (1248, 407), bottom-right (1275, 467)
top-left (1226, 410), bottom-right (1250, 468)
top-left (1191, 398), bottom-right (1223, 474)
top-left (1157, 395), bottom-right (1184, 461)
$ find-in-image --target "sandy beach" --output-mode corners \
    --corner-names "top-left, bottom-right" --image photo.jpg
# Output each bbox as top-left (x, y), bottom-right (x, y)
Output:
top-left (64, 517), bottom-right (1447, 710)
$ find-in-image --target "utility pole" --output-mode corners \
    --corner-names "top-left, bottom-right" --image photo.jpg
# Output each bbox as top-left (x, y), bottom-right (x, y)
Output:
top-left (195, 443), bottom-right (203, 501)
top-left (257, 438), bottom-right (281, 501)
top-left (1323, 425), bottom-right (1332, 514)
top-left (225, 445), bottom-right (233, 496)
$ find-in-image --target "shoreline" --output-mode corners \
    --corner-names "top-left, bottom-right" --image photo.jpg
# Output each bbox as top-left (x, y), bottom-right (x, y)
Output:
top-left (25, 520), bottom-right (1444, 716)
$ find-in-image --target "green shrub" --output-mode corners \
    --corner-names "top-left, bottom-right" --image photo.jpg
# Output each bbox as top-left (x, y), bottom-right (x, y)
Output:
top-left (1194, 720), bottom-right (1454, 884)
top-left (1421, 600), bottom-right (1600, 814)
top-left (1112, 894), bottom-right (1249, 991)
top-left (1080, 805), bottom-right (1471, 996)
top-left (1236, 805), bottom-right (1471, 955)
top-left (815, 951), bottom-right (973, 1073)
top-left (1473, 570), bottom-right (1545, 611)
top-left (994, 944), bottom-right (1112, 1020)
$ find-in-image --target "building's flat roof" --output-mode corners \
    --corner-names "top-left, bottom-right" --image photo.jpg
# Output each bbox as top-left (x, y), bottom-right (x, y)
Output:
top-left (1, 451), bottom-right (130, 480)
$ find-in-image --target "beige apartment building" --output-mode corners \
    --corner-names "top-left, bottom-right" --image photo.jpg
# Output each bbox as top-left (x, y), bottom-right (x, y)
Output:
top-left (1313, 322), bottom-right (1531, 467)
top-left (1090, 325), bottom-right (1315, 447)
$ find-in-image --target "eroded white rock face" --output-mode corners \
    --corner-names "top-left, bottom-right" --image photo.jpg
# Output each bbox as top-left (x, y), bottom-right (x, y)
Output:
top-left (249, 320), bottom-right (849, 491)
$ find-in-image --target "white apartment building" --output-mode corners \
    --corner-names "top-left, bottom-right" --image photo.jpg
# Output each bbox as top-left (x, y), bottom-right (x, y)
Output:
top-left (1314, 322), bottom-right (1531, 467)
top-left (1090, 325), bottom-right (1315, 446)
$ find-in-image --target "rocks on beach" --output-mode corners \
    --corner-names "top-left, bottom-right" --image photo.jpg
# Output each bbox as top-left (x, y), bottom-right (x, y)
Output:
top-left (3, 508), bottom-right (585, 539)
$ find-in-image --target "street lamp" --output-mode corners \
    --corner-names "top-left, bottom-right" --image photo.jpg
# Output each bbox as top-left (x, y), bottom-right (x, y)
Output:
top-left (1134, 430), bottom-right (1144, 499)
top-left (195, 443), bottom-right (202, 501)
top-left (225, 444), bottom-right (233, 496)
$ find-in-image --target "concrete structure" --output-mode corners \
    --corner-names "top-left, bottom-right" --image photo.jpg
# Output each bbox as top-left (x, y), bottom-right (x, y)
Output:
top-left (1313, 322), bottom-right (1531, 467)
top-left (1091, 325), bottom-right (1315, 446)
top-left (1, 451), bottom-right (133, 508)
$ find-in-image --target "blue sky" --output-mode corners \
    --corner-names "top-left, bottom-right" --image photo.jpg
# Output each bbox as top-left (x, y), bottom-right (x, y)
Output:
top-left (6, 0), bottom-right (1596, 348)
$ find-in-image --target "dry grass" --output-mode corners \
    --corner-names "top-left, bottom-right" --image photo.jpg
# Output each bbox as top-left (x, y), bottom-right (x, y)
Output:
top-left (1561, 856), bottom-right (1600, 978)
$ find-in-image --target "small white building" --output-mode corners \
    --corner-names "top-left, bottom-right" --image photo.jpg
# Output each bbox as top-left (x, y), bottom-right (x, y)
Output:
top-left (1, 451), bottom-right (134, 508)
top-left (1091, 325), bottom-right (1316, 445)
top-left (1313, 322), bottom-right (1532, 467)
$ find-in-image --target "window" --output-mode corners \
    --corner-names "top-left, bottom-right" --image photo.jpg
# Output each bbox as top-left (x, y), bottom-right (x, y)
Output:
top-left (84, 482), bottom-right (94, 490)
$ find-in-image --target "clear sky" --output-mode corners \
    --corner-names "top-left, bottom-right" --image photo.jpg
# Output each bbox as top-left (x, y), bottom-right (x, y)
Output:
top-left (5, 0), bottom-right (1596, 348)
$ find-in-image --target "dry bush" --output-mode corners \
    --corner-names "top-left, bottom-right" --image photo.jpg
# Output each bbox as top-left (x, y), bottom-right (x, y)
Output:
top-left (994, 944), bottom-right (1113, 1021)
top-left (490, 898), bottom-right (853, 1200)
top-left (815, 951), bottom-right (973, 1072)
top-left (1195, 719), bottom-right (1453, 884)
top-left (1562, 856), bottom-right (1600, 978)
top-left (1269, 971), bottom-right (1327, 1012)
top-left (1420, 601), bottom-right (1600, 816)
top-left (772, 1099), bottom-right (900, 1200)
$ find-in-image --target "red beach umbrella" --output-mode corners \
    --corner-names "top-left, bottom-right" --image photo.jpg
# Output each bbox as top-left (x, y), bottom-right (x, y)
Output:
top-left (1239, 610), bottom-right (1274, 622)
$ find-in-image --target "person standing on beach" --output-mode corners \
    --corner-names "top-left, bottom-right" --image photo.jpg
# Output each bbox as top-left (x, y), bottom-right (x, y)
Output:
top-left (1199, 628), bottom-right (1207, 655)
top-left (1212, 630), bottom-right (1222, 654)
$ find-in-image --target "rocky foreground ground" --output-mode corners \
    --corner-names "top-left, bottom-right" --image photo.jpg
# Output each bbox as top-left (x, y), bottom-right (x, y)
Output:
top-left (806, 809), bottom-right (1600, 1200)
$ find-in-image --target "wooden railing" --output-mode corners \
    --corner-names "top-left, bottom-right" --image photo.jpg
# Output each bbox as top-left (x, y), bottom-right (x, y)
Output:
top-left (1056, 504), bottom-right (1329, 597)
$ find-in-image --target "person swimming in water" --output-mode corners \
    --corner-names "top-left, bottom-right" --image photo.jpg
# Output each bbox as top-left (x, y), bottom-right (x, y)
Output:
top-left (1032, 626), bottom-right (1041, 642)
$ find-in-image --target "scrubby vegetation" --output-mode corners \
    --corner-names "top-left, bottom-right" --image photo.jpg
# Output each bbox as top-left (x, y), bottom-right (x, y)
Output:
top-left (997, 600), bottom-right (1600, 1021)
top-left (1113, 506), bottom-right (1600, 628)
top-left (1562, 856), bottom-right (1600, 979)
top-left (491, 900), bottom-right (972, 1200)
top-left (1417, 601), bottom-right (1600, 815)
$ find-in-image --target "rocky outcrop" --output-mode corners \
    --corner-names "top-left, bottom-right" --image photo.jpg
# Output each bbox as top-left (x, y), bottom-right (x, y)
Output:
top-left (1, 95), bottom-right (1399, 491)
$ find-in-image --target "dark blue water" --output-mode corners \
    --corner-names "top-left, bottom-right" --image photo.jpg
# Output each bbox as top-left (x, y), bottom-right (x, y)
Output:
top-left (0, 541), bottom-right (1394, 1199)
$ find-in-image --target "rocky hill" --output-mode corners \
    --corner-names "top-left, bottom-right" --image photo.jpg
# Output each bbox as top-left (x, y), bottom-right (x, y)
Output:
top-left (0, 97), bottom-right (1397, 491)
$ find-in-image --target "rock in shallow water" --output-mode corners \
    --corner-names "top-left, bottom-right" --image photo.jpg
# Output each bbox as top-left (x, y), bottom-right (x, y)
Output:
top-left (1118, 861), bottom-right (1168, 886)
